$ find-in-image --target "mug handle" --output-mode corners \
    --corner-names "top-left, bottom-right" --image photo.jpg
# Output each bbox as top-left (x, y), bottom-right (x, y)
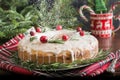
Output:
top-left (78, 5), bottom-right (95, 22)
top-left (109, 1), bottom-right (120, 32)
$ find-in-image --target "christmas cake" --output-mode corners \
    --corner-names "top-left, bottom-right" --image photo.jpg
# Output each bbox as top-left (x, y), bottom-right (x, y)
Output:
top-left (18, 26), bottom-right (98, 64)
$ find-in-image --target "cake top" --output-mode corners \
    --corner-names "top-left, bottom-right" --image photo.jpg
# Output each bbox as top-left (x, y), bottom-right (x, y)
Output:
top-left (23, 26), bottom-right (93, 43)
top-left (18, 26), bottom-right (98, 61)
top-left (20, 27), bottom-right (97, 50)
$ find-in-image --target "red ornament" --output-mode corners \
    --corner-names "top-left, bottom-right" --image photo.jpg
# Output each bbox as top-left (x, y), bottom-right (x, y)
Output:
top-left (76, 27), bottom-right (82, 32)
top-left (79, 31), bottom-right (85, 36)
top-left (56, 25), bottom-right (62, 30)
top-left (30, 31), bottom-right (35, 36)
top-left (40, 36), bottom-right (48, 43)
top-left (35, 27), bottom-right (42, 33)
top-left (62, 34), bottom-right (69, 41)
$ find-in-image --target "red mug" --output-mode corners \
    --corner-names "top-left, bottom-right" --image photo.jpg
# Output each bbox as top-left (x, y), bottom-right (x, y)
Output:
top-left (90, 13), bottom-right (114, 38)
top-left (79, 2), bottom-right (120, 38)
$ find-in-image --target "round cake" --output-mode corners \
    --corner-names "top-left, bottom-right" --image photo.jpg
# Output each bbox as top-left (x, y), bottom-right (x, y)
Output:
top-left (18, 27), bottom-right (98, 64)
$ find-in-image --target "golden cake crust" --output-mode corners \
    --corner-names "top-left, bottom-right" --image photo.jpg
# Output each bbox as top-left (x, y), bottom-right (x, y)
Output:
top-left (18, 47), bottom-right (98, 64)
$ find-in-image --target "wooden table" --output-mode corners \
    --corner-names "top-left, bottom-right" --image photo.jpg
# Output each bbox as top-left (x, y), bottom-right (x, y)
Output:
top-left (0, 30), bottom-right (120, 79)
top-left (92, 30), bottom-right (120, 78)
top-left (96, 31), bottom-right (120, 52)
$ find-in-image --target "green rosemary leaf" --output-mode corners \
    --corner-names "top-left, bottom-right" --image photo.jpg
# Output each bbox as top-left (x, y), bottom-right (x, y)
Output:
top-left (30, 36), bottom-right (37, 42)
top-left (51, 63), bottom-right (60, 68)
top-left (48, 40), bottom-right (65, 44)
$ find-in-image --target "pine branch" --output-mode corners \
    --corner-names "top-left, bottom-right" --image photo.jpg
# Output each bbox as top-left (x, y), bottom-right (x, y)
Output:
top-left (0, 1), bottom-right (39, 40)
top-left (33, 0), bottom-right (79, 28)
top-left (0, 31), bottom-right (5, 38)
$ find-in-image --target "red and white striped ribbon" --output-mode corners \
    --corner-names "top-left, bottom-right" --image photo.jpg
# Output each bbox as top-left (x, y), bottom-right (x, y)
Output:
top-left (79, 51), bottom-right (120, 77)
top-left (0, 60), bottom-right (33, 75)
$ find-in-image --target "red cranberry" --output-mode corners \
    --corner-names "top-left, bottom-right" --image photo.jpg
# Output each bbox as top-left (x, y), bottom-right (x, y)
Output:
top-left (62, 34), bottom-right (69, 41)
top-left (18, 33), bottom-right (24, 38)
top-left (76, 27), bottom-right (82, 32)
top-left (40, 36), bottom-right (48, 43)
top-left (56, 25), bottom-right (62, 30)
top-left (30, 31), bottom-right (35, 36)
top-left (79, 31), bottom-right (85, 36)
top-left (35, 27), bottom-right (42, 33)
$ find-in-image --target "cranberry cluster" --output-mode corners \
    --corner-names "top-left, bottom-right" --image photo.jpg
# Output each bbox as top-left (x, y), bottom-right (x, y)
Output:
top-left (30, 25), bottom-right (84, 43)
top-left (30, 27), bottom-right (41, 36)
top-left (76, 27), bottom-right (85, 36)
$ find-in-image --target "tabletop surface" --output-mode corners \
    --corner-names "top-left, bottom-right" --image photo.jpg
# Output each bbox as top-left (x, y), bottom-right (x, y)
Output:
top-left (0, 30), bottom-right (120, 79)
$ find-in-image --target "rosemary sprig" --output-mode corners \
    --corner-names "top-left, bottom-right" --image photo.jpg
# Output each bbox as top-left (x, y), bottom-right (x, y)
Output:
top-left (11, 49), bottom-right (110, 71)
top-left (30, 36), bottom-right (37, 42)
top-left (48, 39), bottom-right (65, 44)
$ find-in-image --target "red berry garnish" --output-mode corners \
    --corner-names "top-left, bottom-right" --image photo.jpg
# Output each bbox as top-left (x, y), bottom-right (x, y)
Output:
top-left (76, 27), bottom-right (82, 32)
top-left (35, 27), bottom-right (42, 33)
top-left (79, 31), bottom-right (85, 36)
top-left (18, 33), bottom-right (24, 38)
top-left (56, 25), bottom-right (62, 30)
top-left (62, 34), bottom-right (69, 41)
top-left (30, 31), bottom-right (35, 36)
top-left (40, 36), bottom-right (48, 43)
